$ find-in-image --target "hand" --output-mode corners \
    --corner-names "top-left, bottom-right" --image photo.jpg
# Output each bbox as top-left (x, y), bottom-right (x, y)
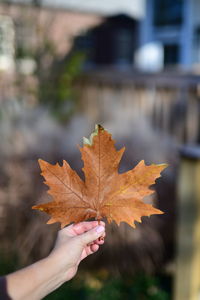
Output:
top-left (48, 221), bottom-right (106, 282)
top-left (5, 221), bottom-right (105, 300)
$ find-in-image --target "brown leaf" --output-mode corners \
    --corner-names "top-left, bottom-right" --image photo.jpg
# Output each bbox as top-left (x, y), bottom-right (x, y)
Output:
top-left (32, 125), bottom-right (167, 228)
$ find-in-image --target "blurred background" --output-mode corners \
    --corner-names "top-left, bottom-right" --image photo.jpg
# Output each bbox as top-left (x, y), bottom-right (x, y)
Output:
top-left (0, 0), bottom-right (200, 299)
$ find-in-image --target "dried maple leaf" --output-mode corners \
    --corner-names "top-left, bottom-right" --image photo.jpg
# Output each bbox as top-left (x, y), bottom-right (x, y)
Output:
top-left (32, 125), bottom-right (167, 228)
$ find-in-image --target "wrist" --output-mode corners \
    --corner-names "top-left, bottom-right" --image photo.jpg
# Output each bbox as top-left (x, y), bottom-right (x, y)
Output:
top-left (43, 255), bottom-right (67, 286)
top-left (46, 251), bottom-right (76, 283)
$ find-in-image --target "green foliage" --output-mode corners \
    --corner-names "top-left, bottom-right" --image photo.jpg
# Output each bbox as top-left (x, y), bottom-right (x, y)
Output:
top-left (0, 256), bottom-right (170, 300)
top-left (14, 20), bottom-right (85, 123)
top-left (44, 272), bottom-right (170, 300)
top-left (0, 253), bottom-right (19, 276)
top-left (15, 46), bottom-right (35, 59)
top-left (39, 51), bottom-right (85, 122)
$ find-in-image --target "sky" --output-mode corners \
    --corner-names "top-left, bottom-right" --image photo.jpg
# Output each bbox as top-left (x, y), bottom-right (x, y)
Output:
top-left (10, 0), bottom-right (145, 19)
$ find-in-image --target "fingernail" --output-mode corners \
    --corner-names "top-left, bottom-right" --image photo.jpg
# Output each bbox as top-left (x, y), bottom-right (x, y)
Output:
top-left (95, 225), bottom-right (105, 233)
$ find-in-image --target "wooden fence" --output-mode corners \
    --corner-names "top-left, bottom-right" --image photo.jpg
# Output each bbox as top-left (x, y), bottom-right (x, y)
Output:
top-left (77, 69), bottom-right (200, 144)
top-left (77, 69), bottom-right (200, 299)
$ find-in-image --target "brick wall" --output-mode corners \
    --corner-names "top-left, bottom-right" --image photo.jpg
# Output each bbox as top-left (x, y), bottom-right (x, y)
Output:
top-left (0, 3), bottom-right (104, 57)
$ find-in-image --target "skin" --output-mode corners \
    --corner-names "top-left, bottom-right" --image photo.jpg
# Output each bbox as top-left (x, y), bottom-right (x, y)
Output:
top-left (5, 221), bottom-right (105, 300)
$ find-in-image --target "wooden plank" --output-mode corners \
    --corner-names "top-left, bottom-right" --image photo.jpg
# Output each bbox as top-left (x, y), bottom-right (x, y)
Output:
top-left (174, 147), bottom-right (200, 300)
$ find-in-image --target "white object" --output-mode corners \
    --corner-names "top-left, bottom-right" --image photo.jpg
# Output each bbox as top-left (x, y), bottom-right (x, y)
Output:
top-left (135, 42), bottom-right (164, 72)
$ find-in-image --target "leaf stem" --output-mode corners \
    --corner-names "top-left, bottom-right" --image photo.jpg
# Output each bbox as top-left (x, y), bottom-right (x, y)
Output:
top-left (97, 218), bottom-right (104, 241)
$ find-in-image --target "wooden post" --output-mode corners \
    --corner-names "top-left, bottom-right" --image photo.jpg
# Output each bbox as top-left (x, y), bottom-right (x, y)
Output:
top-left (174, 146), bottom-right (200, 300)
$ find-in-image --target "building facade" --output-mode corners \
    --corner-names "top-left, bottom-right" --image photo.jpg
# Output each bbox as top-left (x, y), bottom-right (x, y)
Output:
top-left (139, 0), bottom-right (200, 71)
top-left (1, 0), bottom-right (200, 72)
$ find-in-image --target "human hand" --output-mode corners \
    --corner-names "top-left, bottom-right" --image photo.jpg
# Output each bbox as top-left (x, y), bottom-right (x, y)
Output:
top-left (48, 221), bottom-right (106, 282)
top-left (5, 221), bottom-right (105, 300)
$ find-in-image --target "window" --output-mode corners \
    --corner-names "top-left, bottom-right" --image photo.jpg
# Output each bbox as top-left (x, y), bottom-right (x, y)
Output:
top-left (0, 16), bottom-right (15, 56)
top-left (153, 0), bottom-right (183, 27)
top-left (113, 28), bottom-right (134, 66)
top-left (194, 27), bottom-right (200, 63)
top-left (73, 15), bottom-right (137, 67)
top-left (164, 44), bottom-right (179, 66)
top-left (0, 15), bottom-right (15, 71)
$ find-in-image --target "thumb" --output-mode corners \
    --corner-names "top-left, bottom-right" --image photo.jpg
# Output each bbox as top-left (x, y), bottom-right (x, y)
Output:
top-left (77, 225), bottom-right (105, 246)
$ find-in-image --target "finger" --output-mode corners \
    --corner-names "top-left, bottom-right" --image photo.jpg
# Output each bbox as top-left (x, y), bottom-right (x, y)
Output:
top-left (87, 240), bottom-right (95, 246)
top-left (93, 232), bottom-right (106, 245)
top-left (81, 243), bottom-right (100, 260)
top-left (87, 238), bottom-right (105, 246)
top-left (76, 225), bottom-right (105, 246)
top-left (96, 238), bottom-right (105, 245)
top-left (90, 244), bottom-right (99, 253)
top-left (60, 221), bottom-right (95, 236)
top-left (58, 223), bottom-right (75, 237)
top-left (72, 221), bottom-right (105, 235)
top-left (73, 221), bottom-right (98, 235)
top-left (58, 221), bottom-right (105, 238)
top-left (88, 231), bottom-right (105, 243)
